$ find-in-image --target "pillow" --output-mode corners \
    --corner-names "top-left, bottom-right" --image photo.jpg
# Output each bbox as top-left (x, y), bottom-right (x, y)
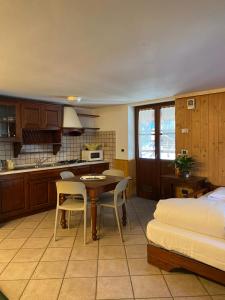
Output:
top-left (208, 187), bottom-right (225, 200)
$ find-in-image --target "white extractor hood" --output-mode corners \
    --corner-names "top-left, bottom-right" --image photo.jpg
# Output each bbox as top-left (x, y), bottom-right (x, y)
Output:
top-left (63, 107), bottom-right (82, 128)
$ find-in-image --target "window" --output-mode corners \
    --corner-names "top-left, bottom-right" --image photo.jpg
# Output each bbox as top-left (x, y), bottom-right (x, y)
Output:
top-left (160, 106), bottom-right (175, 160)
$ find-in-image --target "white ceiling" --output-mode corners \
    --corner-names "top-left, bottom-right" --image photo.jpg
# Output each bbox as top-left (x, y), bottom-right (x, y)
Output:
top-left (1, 0), bottom-right (225, 106)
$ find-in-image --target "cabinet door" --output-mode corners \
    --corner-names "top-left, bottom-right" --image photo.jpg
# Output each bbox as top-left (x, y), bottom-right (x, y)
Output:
top-left (0, 100), bottom-right (21, 141)
top-left (0, 174), bottom-right (28, 221)
top-left (90, 163), bottom-right (109, 174)
top-left (28, 178), bottom-right (50, 210)
top-left (72, 165), bottom-right (91, 175)
top-left (48, 176), bottom-right (58, 205)
top-left (21, 103), bottom-right (41, 128)
top-left (41, 104), bottom-right (62, 129)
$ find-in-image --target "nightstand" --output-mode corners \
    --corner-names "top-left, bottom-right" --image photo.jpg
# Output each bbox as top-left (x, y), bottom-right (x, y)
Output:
top-left (160, 174), bottom-right (207, 199)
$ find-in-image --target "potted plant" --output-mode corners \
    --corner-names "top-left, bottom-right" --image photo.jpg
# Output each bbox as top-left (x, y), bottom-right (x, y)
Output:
top-left (174, 154), bottom-right (195, 178)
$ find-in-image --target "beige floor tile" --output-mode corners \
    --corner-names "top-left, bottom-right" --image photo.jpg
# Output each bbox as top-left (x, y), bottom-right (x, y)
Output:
top-left (21, 278), bottom-right (62, 300)
top-left (0, 262), bottom-right (38, 280)
top-left (131, 275), bottom-right (171, 298)
top-left (125, 245), bottom-right (147, 258)
top-left (128, 258), bottom-right (161, 275)
top-left (56, 228), bottom-right (78, 237)
top-left (74, 235), bottom-right (98, 246)
top-left (65, 260), bottom-right (97, 277)
top-left (173, 297), bottom-right (211, 300)
top-left (70, 245), bottom-right (98, 260)
top-left (31, 228), bottom-right (54, 238)
top-left (0, 249), bottom-right (18, 262)
top-left (0, 279), bottom-right (28, 300)
top-left (49, 236), bottom-right (75, 248)
top-left (37, 221), bottom-right (55, 229)
top-left (22, 237), bottom-right (51, 248)
top-left (98, 259), bottom-right (129, 276)
top-left (7, 228), bottom-right (33, 239)
top-left (0, 238), bottom-right (26, 249)
top-left (122, 224), bottom-right (144, 235)
top-left (0, 229), bottom-right (12, 238)
top-left (165, 274), bottom-right (208, 297)
top-left (99, 235), bottom-right (123, 245)
top-left (59, 277), bottom-right (96, 300)
top-left (0, 262), bottom-right (7, 274)
top-left (212, 296), bottom-right (225, 300)
top-left (199, 277), bottom-right (225, 295)
top-left (99, 245), bottom-right (126, 259)
top-left (16, 221), bottom-right (39, 229)
top-left (97, 276), bottom-right (133, 299)
top-left (32, 261), bottom-right (67, 279)
top-left (25, 213), bottom-right (47, 222)
top-left (123, 234), bottom-right (147, 245)
top-left (12, 248), bottom-right (45, 262)
top-left (41, 247), bottom-right (71, 261)
top-left (0, 219), bottom-right (23, 229)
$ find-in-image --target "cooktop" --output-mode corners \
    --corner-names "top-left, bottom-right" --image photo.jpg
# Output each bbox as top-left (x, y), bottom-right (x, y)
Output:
top-left (58, 159), bottom-right (87, 165)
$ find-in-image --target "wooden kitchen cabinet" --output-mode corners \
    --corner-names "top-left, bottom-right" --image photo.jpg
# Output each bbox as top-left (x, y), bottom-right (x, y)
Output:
top-left (21, 102), bottom-right (62, 129)
top-left (0, 174), bottom-right (28, 221)
top-left (0, 162), bottom-right (109, 222)
top-left (41, 104), bottom-right (62, 129)
top-left (0, 99), bottom-right (21, 141)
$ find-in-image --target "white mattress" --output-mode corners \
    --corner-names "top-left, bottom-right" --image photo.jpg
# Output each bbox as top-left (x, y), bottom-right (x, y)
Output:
top-left (154, 196), bottom-right (225, 239)
top-left (147, 219), bottom-right (225, 271)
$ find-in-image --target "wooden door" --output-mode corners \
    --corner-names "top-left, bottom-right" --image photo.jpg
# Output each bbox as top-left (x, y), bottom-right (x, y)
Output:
top-left (135, 102), bottom-right (175, 200)
top-left (21, 102), bottom-right (41, 128)
top-left (41, 104), bottom-right (62, 129)
top-left (0, 174), bottom-right (28, 221)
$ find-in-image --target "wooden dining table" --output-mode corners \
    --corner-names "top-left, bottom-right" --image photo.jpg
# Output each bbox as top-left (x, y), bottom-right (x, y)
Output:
top-left (59, 175), bottom-right (127, 240)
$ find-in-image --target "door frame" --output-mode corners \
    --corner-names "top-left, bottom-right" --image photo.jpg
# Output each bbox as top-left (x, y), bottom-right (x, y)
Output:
top-left (135, 101), bottom-right (175, 199)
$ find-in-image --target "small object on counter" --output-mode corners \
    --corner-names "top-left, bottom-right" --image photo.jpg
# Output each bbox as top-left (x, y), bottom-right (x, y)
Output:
top-left (6, 160), bottom-right (14, 170)
top-left (0, 160), bottom-right (7, 170)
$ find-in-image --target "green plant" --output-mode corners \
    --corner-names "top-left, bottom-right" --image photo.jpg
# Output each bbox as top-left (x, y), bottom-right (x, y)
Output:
top-left (174, 154), bottom-right (195, 175)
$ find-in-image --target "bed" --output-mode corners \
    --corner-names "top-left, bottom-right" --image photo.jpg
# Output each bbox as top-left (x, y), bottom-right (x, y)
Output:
top-left (146, 188), bottom-right (225, 285)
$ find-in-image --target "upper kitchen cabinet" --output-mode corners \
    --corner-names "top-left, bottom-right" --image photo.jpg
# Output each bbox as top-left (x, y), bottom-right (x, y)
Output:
top-left (21, 102), bottom-right (62, 129)
top-left (41, 104), bottom-right (62, 129)
top-left (0, 100), bottom-right (21, 141)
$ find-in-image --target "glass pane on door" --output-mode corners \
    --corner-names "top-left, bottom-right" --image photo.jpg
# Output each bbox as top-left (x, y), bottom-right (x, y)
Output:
top-left (160, 106), bottom-right (175, 160)
top-left (138, 109), bottom-right (155, 159)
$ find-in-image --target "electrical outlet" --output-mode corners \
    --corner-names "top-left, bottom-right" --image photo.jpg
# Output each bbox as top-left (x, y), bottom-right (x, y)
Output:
top-left (181, 149), bottom-right (188, 155)
top-left (181, 128), bottom-right (189, 134)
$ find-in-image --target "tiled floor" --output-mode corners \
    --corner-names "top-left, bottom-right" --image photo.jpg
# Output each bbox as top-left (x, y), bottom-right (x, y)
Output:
top-left (0, 197), bottom-right (224, 299)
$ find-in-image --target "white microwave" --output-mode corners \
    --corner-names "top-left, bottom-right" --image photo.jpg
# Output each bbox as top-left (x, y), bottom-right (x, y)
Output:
top-left (81, 150), bottom-right (103, 161)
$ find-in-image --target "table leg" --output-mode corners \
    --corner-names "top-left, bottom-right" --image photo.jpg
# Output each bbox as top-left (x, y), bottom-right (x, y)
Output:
top-left (122, 203), bottom-right (127, 226)
top-left (59, 193), bottom-right (67, 229)
top-left (89, 190), bottom-right (98, 240)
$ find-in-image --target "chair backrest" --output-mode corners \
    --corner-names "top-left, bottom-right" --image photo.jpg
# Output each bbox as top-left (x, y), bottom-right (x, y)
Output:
top-left (114, 177), bottom-right (129, 205)
top-left (56, 181), bottom-right (87, 207)
top-left (60, 171), bottom-right (75, 179)
top-left (103, 168), bottom-right (124, 177)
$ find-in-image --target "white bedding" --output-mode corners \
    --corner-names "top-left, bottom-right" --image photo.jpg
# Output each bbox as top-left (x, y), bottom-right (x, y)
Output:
top-left (147, 220), bottom-right (225, 271)
top-left (154, 195), bottom-right (225, 239)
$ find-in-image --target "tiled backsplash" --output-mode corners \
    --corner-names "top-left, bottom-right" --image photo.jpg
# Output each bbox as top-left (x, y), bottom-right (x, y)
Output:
top-left (0, 131), bottom-right (115, 167)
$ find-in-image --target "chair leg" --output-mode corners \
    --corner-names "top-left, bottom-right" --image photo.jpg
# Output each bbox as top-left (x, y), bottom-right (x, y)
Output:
top-left (54, 208), bottom-right (59, 241)
top-left (68, 211), bottom-right (71, 230)
top-left (115, 207), bottom-right (124, 243)
top-left (83, 209), bottom-right (87, 245)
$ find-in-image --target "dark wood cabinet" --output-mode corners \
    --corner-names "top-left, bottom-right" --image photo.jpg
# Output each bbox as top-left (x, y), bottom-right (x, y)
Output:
top-left (0, 162), bottom-right (109, 222)
top-left (0, 174), bottom-right (28, 221)
top-left (22, 102), bottom-right (62, 129)
top-left (0, 100), bottom-right (21, 141)
top-left (41, 104), bottom-right (62, 129)
top-left (21, 102), bottom-right (42, 129)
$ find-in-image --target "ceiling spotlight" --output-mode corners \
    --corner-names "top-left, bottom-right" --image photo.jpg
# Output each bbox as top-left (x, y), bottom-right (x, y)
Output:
top-left (67, 96), bottom-right (82, 102)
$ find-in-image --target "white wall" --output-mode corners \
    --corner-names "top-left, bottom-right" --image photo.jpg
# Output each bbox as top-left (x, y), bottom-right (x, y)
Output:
top-left (95, 105), bottom-right (135, 160)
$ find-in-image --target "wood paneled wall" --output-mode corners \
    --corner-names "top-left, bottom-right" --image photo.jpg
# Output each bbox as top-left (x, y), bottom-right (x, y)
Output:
top-left (113, 159), bottom-right (136, 196)
top-left (176, 92), bottom-right (225, 185)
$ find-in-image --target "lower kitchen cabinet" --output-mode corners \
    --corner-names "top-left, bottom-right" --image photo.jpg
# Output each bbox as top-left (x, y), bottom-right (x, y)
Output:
top-left (0, 174), bottom-right (28, 221)
top-left (0, 162), bottom-right (109, 222)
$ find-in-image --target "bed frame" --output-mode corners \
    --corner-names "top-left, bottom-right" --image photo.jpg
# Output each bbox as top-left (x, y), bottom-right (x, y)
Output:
top-left (147, 243), bottom-right (225, 285)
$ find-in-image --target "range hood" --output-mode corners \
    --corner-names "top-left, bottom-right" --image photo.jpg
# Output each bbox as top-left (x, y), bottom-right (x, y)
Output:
top-left (63, 107), bottom-right (84, 136)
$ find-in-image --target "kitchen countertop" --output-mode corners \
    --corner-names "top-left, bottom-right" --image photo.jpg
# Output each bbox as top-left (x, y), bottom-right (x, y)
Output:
top-left (0, 160), bottom-right (108, 175)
